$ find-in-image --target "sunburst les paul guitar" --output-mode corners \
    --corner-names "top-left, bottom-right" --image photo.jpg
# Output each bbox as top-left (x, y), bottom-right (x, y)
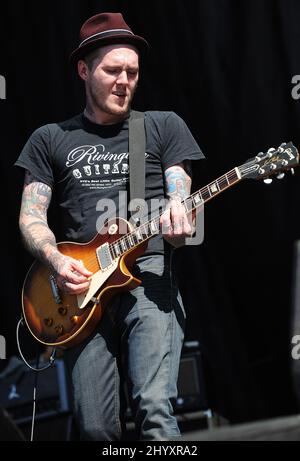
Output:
top-left (22, 142), bottom-right (299, 349)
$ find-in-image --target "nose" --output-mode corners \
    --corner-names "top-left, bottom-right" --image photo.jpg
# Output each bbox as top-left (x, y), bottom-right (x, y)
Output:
top-left (116, 70), bottom-right (129, 85)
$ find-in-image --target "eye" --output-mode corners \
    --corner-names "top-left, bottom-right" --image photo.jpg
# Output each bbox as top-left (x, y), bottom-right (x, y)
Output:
top-left (128, 70), bottom-right (138, 76)
top-left (106, 68), bottom-right (119, 74)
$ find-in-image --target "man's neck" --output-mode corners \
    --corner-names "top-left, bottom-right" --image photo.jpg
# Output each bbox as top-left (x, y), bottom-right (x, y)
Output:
top-left (84, 107), bottom-right (129, 126)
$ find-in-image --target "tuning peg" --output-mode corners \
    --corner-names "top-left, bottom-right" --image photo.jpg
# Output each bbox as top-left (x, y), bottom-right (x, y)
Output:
top-left (263, 178), bottom-right (273, 184)
top-left (291, 168), bottom-right (295, 175)
top-left (277, 172), bottom-right (285, 179)
top-left (270, 163), bottom-right (277, 170)
top-left (267, 148), bottom-right (276, 158)
top-left (255, 152), bottom-right (265, 161)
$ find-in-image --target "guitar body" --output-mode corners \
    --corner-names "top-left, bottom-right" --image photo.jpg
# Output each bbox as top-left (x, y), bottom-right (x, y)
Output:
top-left (22, 218), bottom-right (147, 349)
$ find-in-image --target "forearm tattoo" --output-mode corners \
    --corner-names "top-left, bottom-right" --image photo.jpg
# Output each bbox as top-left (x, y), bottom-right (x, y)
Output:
top-left (19, 171), bottom-right (59, 266)
top-left (164, 164), bottom-right (192, 202)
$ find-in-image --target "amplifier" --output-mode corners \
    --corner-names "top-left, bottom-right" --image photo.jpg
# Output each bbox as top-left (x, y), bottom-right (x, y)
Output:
top-left (0, 356), bottom-right (70, 424)
top-left (175, 344), bottom-right (209, 413)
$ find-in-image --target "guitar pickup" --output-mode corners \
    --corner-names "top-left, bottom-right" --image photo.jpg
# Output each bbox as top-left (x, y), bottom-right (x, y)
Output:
top-left (49, 274), bottom-right (62, 304)
top-left (96, 243), bottom-right (113, 270)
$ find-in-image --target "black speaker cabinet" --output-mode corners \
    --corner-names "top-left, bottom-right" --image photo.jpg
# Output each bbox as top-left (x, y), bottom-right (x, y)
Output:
top-left (175, 343), bottom-right (208, 413)
top-left (0, 357), bottom-right (70, 425)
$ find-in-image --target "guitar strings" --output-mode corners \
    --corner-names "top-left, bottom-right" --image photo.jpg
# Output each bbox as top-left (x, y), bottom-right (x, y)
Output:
top-left (72, 148), bottom-right (295, 268)
top-left (79, 169), bottom-right (241, 267)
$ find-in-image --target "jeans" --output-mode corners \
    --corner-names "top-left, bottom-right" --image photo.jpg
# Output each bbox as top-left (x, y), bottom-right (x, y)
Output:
top-left (66, 253), bottom-right (185, 441)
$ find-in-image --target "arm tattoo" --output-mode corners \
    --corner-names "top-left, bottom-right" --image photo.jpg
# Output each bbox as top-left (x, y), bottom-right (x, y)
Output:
top-left (164, 164), bottom-right (192, 201)
top-left (21, 171), bottom-right (52, 220)
top-left (19, 171), bottom-right (59, 267)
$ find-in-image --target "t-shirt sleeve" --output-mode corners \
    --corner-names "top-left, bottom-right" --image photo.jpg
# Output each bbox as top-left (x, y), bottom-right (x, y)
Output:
top-left (14, 125), bottom-right (54, 188)
top-left (161, 112), bottom-right (205, 170)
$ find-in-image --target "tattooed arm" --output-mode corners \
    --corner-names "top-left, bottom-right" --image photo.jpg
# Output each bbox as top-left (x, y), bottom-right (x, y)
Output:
top-left (160, 162), bottom-right (194, 248)
top-left (19, 171), bottom-right (92, 294)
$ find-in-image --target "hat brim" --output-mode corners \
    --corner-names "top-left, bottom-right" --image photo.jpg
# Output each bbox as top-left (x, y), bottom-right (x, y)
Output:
top-left (69, 34), bottom-right (149, 66)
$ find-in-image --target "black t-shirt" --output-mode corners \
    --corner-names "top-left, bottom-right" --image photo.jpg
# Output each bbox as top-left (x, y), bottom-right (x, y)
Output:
top-left (15, 111), bottom-right (204, 255)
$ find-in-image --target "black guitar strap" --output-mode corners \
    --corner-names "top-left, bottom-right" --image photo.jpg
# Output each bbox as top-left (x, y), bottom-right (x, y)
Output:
top-left (128, 110), bottom-right (146, 224)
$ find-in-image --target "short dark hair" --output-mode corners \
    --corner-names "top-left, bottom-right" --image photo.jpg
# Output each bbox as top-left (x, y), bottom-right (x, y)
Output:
top-left (84, 48), bottom-right (102, 70)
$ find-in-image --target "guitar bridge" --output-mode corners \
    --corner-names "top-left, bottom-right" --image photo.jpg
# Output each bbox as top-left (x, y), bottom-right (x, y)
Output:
top-left (49, 274), bottom-right (62, 304)
top-left (91, 297), bottom-right (100, 305)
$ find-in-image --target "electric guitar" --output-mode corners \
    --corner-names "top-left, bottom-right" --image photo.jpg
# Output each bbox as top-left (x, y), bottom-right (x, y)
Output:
top-left (22, 142), bottom-right (299, 349)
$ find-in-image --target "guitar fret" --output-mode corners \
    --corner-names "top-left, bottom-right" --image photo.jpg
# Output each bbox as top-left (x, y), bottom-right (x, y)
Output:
top-left (114, 243), bottom-right (121, 256)
top-left (201, 187), bottom-right (211, 201)
top-left (224, 174), bottom-right (230, 186)
top-left (209, 181), bottom-right (219, 194)
top-left (227, 169), bottom-right (239, 184)
top-left (110, 245), bottom-right (116, 259)
top-left (121, 239), bottom-right (127, 252)
top-left (128, 234), bottom-right (134, 247)
top-left (132, 233), bottom-right (139, 245)
top-left (218, 175), bottom-right (228, 190)
top-left (124, 236), bottom-right (131, 250)
top-left (140, 225), bottom-right (147, 238)
top-left (150, 220), bottom-right (158, 234)
top-left (192, 193), bottom-right (202, 207)
top-left (111, 244), bottom-right (117, 257)
top-left (182, 199), bottom-right (191, 213)
top-left (135, 229), bottom-right (142, 241)
top-left (147, 222), bottom-right (152, 237)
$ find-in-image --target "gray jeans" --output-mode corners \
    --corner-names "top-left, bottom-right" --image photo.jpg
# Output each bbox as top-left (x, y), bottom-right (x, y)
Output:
top-left (66, 253), bottom-right (185, 441)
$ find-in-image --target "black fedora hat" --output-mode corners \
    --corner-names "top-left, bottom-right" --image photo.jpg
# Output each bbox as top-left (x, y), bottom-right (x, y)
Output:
top-left (70, 12), bottom-right (149, 65)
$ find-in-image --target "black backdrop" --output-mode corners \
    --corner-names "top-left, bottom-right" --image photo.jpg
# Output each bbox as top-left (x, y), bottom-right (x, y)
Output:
top-left (1, 0), bottom-right (300, 424)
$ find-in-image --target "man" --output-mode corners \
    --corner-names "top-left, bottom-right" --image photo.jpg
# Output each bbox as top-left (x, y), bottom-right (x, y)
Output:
top-left (15, 12), bottom-right (204, 440)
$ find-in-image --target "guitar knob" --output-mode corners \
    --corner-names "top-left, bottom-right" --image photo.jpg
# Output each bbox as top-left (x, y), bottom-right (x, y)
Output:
top-left (55, 324), bottom-right (64, 335)
top-left (277, 173), bottom-right (285, 179)
top-left (263, 178), bottom-right (273, 184)
top-left (44, 318), bottom-right (53, 327)
top-left (58, 306), bottom-right (68, 316)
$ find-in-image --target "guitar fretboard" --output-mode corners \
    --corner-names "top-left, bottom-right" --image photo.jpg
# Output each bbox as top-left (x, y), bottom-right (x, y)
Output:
top-left (109, 168), bottom-right (241, 259)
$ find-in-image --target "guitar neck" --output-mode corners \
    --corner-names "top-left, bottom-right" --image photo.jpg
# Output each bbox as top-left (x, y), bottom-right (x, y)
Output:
top-left (108, 167), bottom-right (242, 259)
top-left (188, 167), bottom-right (241, 207)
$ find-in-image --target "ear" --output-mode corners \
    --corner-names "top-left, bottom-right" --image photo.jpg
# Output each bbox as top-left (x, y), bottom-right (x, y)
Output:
top-left (77, 60), bottom-right (89, 81)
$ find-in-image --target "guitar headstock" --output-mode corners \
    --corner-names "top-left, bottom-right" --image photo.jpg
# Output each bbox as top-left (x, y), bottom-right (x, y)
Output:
top-left (238, 142), bottom-right (299, 181)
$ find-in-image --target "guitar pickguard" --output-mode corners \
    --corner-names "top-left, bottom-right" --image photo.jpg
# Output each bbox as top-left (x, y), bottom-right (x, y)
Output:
top-left (76, 258), bottom-right (119, 309)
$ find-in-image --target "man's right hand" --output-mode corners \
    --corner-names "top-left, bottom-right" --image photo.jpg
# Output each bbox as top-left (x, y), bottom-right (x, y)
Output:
top-left (51, 253), bottom-right (93, 295)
